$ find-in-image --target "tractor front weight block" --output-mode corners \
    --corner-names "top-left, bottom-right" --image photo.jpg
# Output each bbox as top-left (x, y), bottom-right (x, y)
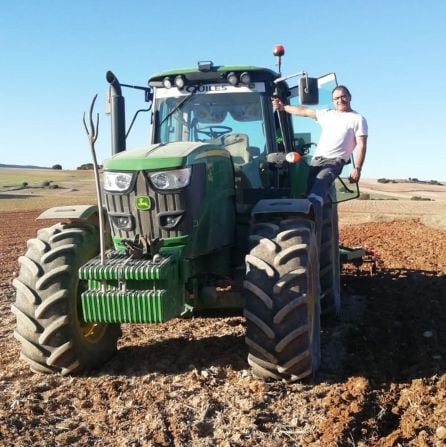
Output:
top-left (79, 251), bottom-right (184, 323)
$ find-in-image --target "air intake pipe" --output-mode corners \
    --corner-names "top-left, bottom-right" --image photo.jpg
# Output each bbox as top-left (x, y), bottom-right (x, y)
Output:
top-left (106, 70), bottom-right (126, 154)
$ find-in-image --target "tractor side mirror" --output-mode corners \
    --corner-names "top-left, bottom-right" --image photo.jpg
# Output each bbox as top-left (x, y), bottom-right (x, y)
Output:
top-left (299, 77), bottom-right (319, 105)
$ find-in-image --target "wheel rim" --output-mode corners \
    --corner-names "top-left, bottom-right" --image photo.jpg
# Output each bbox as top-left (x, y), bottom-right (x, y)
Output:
top-left (77, 280), bottom-right (108, 344)
top-left (80, 321), bottom-right (108, 343)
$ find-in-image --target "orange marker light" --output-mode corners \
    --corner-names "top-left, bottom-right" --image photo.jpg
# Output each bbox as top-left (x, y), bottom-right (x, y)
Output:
top-left (273, 44), bottom-right (285, 75)
top-left (285, 152), bottom-right (302, 164)
top-left (273, 44), bottom-right (285, 57)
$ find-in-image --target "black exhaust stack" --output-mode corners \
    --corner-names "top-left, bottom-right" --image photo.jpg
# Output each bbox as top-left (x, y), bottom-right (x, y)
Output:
top-left (106, 70), bottom-right (126, 154)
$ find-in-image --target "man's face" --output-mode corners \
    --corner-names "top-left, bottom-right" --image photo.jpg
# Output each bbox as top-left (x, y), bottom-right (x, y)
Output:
top-left (332, 89), bottom-right (351, 112)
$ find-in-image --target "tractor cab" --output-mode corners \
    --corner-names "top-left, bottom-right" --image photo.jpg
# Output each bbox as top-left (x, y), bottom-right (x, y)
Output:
top-left (147, 62), bottom-right (359, 207)
top-left (149, 65), bottom-right (276, 193)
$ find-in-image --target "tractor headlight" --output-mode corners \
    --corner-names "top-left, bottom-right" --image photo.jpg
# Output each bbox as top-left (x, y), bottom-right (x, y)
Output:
top-left (103, 172), bottom-right (133, 192)
top-left (149, 168), bottom-right (191, 190)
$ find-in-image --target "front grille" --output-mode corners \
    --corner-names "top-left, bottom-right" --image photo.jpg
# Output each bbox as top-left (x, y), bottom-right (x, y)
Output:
top-left (104, 165), bottom-right (205, 241)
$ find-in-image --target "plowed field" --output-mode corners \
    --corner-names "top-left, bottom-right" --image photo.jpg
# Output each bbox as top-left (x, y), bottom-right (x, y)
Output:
top-left (1, 201), bottom-right (446, 446)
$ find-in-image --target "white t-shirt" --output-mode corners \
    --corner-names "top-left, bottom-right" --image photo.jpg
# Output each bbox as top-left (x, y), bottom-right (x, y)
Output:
top-left (314, 109), bottom-right (368, 161)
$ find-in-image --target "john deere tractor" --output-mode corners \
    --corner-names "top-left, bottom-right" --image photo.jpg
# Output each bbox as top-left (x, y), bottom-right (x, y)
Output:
top-left (12, 46), bottom-right (360, 381)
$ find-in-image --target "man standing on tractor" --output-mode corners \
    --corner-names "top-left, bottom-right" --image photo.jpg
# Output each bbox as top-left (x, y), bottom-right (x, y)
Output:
top-left (272, 85), bottom-right (368, 208)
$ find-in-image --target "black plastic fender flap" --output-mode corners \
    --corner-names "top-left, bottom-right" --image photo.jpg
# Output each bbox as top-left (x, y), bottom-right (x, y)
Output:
top-left (250, 198), bottom-right (313, 220)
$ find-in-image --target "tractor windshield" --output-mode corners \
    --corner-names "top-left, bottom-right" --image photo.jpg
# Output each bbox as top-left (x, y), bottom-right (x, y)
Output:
top-left (153, 84), bottom-right (268, 158)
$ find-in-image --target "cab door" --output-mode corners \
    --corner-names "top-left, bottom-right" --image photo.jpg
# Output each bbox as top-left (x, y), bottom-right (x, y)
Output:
top-left (289, 73), bottom-right (359, 202)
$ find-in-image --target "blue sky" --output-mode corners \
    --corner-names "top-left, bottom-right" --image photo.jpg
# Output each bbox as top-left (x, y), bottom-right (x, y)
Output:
top-left (1, 0), bottom-right (445, 181)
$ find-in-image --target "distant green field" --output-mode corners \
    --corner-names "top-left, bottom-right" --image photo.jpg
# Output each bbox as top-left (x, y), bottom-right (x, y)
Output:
top-left (0, 168), bottom-right (94, 187)
top-left (0, 168), bottom-right (96, 212)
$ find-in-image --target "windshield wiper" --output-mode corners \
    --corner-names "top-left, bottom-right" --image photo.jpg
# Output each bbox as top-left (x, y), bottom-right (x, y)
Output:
top-left (159, 85), bottom-right (199, 128)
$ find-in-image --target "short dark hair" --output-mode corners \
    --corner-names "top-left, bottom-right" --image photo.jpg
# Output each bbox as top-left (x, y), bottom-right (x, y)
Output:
top-left (332, 85), bottom-right (351, 99)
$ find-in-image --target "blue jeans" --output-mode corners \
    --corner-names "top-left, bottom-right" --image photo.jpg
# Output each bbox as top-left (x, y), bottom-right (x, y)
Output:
top-left (307, 156), bottom-right (346, 202)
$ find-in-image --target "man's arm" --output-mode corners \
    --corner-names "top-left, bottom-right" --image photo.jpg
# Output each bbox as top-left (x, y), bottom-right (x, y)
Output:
top-left (350, 135), bottom-right (368, 183)
top-left (272, 99), bottom-right (317, 119)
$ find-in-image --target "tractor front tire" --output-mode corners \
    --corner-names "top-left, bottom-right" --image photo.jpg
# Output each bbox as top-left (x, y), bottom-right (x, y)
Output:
top-left (12, 222), bottom-right (120, 375)
top-left (244, 218), bottom-right (320, 381)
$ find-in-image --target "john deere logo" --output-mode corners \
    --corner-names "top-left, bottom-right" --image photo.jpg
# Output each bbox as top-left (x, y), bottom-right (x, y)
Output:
top-left (135, 195), bottom-right (152, 210)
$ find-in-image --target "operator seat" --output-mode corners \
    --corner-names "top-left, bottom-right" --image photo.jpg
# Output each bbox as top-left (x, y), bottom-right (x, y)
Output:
top-left (222, 133), bottom-right (263, 190)
top-left (222, 133), bottom-right (250, 166)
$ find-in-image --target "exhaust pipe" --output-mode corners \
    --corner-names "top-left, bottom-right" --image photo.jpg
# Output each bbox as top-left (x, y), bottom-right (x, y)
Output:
top-left (106, 70), bottom-right (126, 154)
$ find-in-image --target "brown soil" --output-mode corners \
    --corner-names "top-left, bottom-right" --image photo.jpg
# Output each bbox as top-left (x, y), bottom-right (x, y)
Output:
top-left (1, 211), bottom-right (445, 446)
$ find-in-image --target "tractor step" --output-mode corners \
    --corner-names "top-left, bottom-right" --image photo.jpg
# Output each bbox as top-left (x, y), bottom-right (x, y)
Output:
top-left (81, 288), bottom-right (182, 323)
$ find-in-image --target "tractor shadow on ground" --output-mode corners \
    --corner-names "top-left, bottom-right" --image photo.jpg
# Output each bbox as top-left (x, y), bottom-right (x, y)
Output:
top-left (319, 267), bottom-right (446, 385)
top-left (104, 331), bottom-right (248, 377)
top-left (0, 193), bottom-right (38, 200)
top-left (96, 268), bottom-right (445, 382)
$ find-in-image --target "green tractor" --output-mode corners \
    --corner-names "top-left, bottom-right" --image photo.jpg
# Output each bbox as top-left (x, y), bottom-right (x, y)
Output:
top-left (12, 46), bottom-right (361, 381)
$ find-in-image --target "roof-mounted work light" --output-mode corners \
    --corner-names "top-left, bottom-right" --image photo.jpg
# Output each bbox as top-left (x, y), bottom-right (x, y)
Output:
top-left (162, 77), bottom-right (172, 89)
top-left (240, 72), bottom-right (251, 85)
top-left (174, 75), bottom-right (185, 89)
top-left (227, 72), bottom-right (238, 86)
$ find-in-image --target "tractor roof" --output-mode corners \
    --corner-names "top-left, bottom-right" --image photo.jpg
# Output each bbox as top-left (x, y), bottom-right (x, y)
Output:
top-left (148, 65), bottom-right (279, 87)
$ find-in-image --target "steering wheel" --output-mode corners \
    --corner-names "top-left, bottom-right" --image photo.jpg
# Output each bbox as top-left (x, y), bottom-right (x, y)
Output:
top-left (196, 125), bottom-right (232, 139)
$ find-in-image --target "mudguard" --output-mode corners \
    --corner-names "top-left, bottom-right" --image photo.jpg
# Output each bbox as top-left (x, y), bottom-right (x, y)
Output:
top-left (37, 204), bottom-right (99, 221)
top-left (251, 198), bottom-right (313, 217)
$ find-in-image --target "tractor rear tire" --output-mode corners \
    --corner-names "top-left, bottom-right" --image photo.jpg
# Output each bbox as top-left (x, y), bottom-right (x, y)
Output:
top-left (12, 222), bottom-right (120, 375)
top-left (244, 218), bottom-right (320, 381)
